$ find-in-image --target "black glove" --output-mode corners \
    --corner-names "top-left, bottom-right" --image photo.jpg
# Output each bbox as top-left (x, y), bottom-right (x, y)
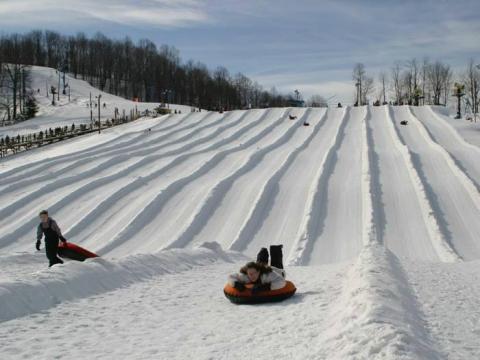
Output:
top-left (251, 283), bottom-right (271, 294)
top-left (233, 282), bottom-right (246, 291)
top-left (35, 241), bottom-right (41, 251)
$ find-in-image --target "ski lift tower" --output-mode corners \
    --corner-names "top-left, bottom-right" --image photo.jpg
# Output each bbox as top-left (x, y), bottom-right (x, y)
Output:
top-left (294, 89), bottom-right (300, 101)
top-left (453, 83), bottom-right (465, 119)
top-left (162, 89), bottom-right (172, 109)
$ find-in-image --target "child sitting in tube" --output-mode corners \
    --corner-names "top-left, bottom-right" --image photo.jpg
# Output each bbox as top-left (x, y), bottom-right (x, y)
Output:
top-left (227, 245), bottom-right (286, 293)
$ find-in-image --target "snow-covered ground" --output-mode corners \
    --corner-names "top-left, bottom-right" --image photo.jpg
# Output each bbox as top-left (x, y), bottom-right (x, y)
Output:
top-left (1, 101), bottom-right (480, 359)
top-left (0, 65), bottom-right (193, 138)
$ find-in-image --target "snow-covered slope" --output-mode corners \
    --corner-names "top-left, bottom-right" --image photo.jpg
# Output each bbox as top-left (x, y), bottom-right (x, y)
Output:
top-left (0, 65), bottom-right (193, 137)
top-left (1, 104), bottom-right (480, 359)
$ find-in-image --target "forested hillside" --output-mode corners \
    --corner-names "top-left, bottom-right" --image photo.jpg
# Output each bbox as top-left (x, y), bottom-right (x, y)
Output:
top-left (0, 30), bottom-right (290, 118)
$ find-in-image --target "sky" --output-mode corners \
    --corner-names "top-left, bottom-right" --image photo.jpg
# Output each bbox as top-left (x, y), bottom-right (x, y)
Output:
top-left (0, 0), bottom-right (479, 104)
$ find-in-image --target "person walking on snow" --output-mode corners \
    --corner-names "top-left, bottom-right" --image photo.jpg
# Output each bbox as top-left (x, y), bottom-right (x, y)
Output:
top-left (36, 210), bottom-right (67, 267)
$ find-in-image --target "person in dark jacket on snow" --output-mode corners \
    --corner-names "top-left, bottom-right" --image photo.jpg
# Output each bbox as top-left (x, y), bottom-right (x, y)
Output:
top-left (36, 210), bottom-right (67, 267)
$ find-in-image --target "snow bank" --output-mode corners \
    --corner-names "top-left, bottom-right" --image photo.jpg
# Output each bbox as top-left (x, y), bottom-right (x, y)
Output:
top-left (429, 105), bottom-right (450, 117)
top-left (0, 242), bottom-right (245, 323)
top-left (319, 244), bottom-right (442, 359)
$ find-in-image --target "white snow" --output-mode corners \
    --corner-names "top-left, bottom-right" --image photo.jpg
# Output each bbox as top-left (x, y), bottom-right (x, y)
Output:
top-left (0, 242), bottom-right (245, 323)
top-left (1, 76), bottom-right (480, 360)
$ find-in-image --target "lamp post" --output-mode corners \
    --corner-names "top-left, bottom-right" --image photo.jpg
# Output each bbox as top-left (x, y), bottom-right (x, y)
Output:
top-left (89, 92), bottom-right (93, 129)
top-left (57, 71), bottom-right (60, 101)
top-left (96, 94), bottom-right (102, 133)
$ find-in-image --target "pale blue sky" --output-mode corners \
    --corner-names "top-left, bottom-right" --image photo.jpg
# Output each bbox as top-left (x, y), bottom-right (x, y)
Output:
top-left (0, 0), bottom-right (479, 103)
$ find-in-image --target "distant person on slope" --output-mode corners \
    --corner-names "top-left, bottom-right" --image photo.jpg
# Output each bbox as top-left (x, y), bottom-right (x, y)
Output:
top-left (36, 210), bottom-right (67, 267)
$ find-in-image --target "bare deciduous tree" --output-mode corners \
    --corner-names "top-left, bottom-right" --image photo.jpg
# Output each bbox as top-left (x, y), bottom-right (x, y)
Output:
top-left (427, 61), bottom-right (451, 105)
top-left (378, 72), bottom-right (388, 104)
top-left (462, 59), bottom-right (479, 115)
top-left (391, 62), bottom-right (402, 105)
top-left (353, 63), bottom-right (373, 105)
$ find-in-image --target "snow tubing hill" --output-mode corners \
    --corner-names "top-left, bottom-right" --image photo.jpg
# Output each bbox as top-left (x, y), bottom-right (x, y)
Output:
top-left (58, 242), bottom-right (98, 261)
top-left (224, 281), bottom-right (296, 304)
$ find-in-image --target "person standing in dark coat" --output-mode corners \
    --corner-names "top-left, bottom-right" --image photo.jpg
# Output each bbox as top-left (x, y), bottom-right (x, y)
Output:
top-left (36, 210), bottom-right (67, 267)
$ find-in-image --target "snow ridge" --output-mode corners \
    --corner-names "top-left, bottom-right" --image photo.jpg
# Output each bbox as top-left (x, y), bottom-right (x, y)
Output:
top-left (165, 108), bottom-right (313, 250)
top-left (406, 106), bottom-right (480, 214)
top-left (61, 110), bottom-right (272, 244)
top-left (228, 108), bottom-right (327, 251)
top-left (0, 109), bottom-right (267, 250)
top-left (314, 106), bottom-right (444, 358)
top-left (359, 106), bottom-right (378, 247)
top-left (385, 106), bottom-right (459, 262)
top-left (97, 109), bottom-right (289, 254)
top-left (363, 106), bottom-right (384, 246)
top-left (318, 244), bottom-right (443, 359)
top-left (288, 107), bottom-right (348, 265)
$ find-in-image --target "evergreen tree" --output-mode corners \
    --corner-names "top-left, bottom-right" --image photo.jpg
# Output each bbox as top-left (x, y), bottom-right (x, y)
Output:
top-left (24, 95), bottom-right (38, 119)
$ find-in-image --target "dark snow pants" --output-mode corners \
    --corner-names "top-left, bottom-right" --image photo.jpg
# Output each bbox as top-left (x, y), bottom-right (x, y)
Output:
top-left (270, 245), bottom-right (284, 269)
top-left (45, 238), bottom-right (64, 267)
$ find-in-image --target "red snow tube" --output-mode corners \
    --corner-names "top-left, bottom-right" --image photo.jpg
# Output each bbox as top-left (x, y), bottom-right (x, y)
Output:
top-left (224, 281), bottom-right (296, 304)
top-left (58, 242), bottom-right (98, 261)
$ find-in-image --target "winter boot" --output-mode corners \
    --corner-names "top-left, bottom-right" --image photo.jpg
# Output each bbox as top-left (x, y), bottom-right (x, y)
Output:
top-left (270, 245), bottom-right (284, 269)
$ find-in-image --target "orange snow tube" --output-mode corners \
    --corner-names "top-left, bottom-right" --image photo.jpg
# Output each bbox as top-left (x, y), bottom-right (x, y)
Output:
top-left (224, 281), bottom-right (296, 304)
top-left (58, 242), bottom-right (98, 262)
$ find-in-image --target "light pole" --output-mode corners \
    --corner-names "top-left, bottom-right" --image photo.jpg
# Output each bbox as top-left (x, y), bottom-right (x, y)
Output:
top-left (57, 71), bottom-right (60, 101)
top-left (89, 92), bottom-right (93, 129)
top-left (96, 94), bottom-right (102, 133)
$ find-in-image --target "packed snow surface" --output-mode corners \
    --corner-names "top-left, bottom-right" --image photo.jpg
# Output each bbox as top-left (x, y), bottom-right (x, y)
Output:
top-left (1, 95), bottom-right (480, 359)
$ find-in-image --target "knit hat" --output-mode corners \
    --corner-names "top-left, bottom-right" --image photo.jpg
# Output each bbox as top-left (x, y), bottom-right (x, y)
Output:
top-left (256, 248), bottom-right (269, 264)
